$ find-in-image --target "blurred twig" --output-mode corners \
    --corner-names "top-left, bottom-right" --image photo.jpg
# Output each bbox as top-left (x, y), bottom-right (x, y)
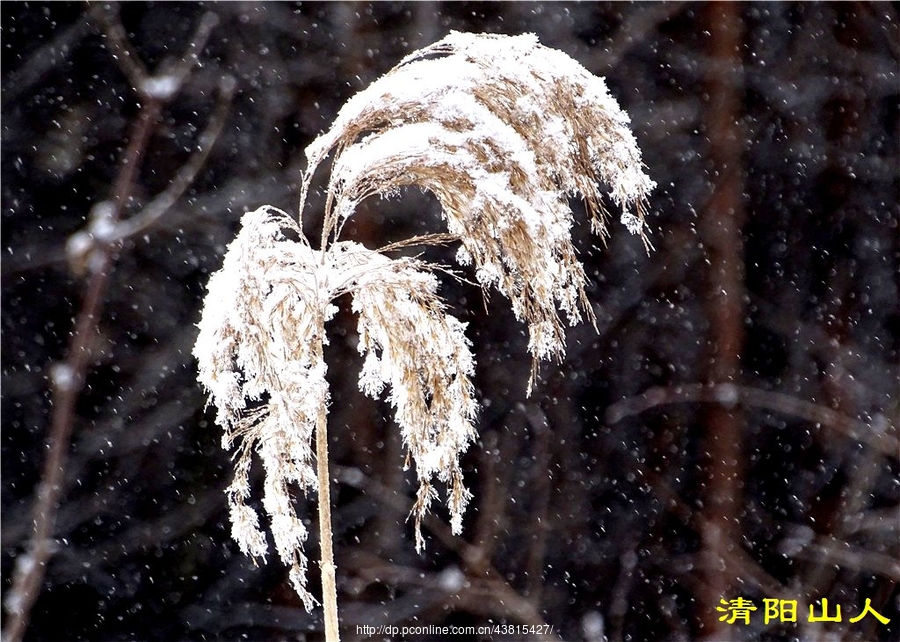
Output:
top-left (0, 18), bottom-right (92, 105)
top-left (522, 404), bottom-right (552, 602)
top-left (608, 540), bottom-right (639, 642)
top-left (589, 2), bottom-right (687, 73)
top-left (1, 8), bottom-right (224, 642)
top-left (109, 77), bottom-right (236, 242)
top-left (335, 465), bottom-right (562, 639)
top-left (605, 383), bottom-right (899, 457)
top-left (803, 535), bottom-right (900, 582)
top-left (469, 429), bottom-right (505, 577)
top-left (88, 4), bottom-right (219, 103)
top-left (87, 3), bottom-right (150, 93)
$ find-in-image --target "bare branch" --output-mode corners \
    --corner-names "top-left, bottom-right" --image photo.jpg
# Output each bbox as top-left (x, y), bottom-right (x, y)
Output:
top-left (605, 382), bottom-right (899, 457)
top-left (588, 3), bottom-right (688, 73)
top-left (1, 18), bottom-right (91, 105)
top-left (801, 534), bottom-right (900, 582)
top-left (88, 3), bottom-right (150, 93)
top-left (111, 77), bottom-right (237, 242)
top-left (522, 405), bottom-right (552, 601)
top-left (88, 5), bottom-right (219, 103)
top-left (335, 466), bottom-right (562, 640)
top-left (2, 9), bottom-right (224, 641)
top-left (149, 12), bottom-right (219, 98)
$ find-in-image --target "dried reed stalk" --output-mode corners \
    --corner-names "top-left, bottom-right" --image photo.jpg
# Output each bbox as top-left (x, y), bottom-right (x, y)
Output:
top-left (194, 31), bottom-right (653, 640)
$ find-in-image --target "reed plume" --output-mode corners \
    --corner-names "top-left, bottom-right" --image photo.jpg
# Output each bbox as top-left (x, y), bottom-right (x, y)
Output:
top-left (194, 31), bottom-right (653, 637)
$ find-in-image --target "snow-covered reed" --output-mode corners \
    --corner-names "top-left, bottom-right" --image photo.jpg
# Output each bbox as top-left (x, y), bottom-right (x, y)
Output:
top-left (194, 31), bottom-right (653, 635)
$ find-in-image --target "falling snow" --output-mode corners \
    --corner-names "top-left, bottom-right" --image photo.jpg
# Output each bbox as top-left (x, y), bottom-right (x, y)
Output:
top-left (3, 4), bottom-right (897, 642)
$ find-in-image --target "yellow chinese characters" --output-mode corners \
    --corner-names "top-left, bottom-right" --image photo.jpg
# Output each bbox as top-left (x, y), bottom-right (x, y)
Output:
top-left (716, 598), bottom-right (757, 625)
top-left (808, 598), bottom-right (841, 623)
top-left (763, 599), bottom-right (797, 624)
top-left (717, 597), bottom-right (891, 626)
top-left (849, 598), bottom-right (891, 625)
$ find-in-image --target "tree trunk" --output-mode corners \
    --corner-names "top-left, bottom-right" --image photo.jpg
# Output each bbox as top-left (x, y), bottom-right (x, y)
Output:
top-left (699, 2), bottom-right (746, 638)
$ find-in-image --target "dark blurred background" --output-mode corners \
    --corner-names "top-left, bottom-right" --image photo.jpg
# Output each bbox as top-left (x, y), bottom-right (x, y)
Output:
top-left (2, 2), bottom-right (897, 641)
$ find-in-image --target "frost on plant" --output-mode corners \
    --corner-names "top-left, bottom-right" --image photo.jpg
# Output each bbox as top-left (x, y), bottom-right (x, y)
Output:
top-left (302, 31), bottom-right (654, 386)
top-left (194, 208), bottom-right (324, 609)
top-left (194, 31), bottom-right (653, 608)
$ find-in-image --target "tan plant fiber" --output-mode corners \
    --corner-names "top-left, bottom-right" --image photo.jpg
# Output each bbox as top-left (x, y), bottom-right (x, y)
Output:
top-left (194, 31), bottom-right (653, 629)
